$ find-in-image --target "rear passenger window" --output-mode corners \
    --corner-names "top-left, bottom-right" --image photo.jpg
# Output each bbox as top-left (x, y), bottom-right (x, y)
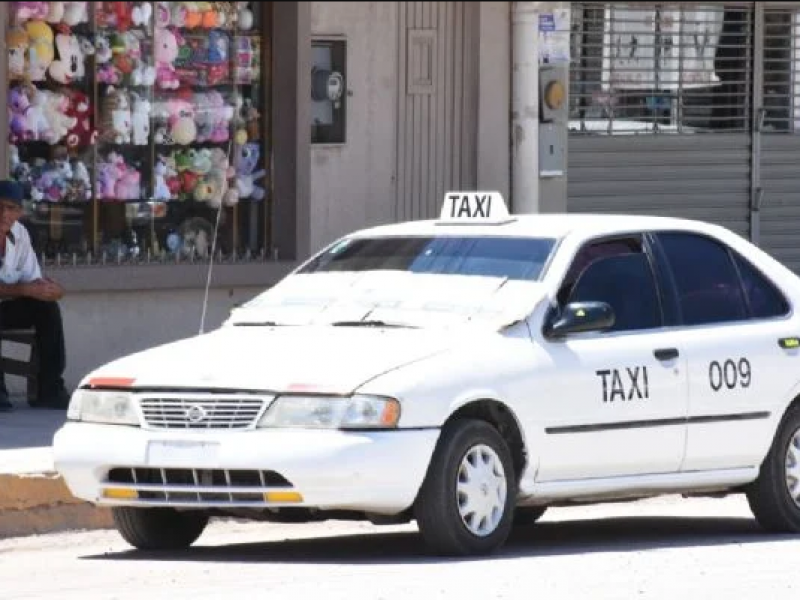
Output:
top-left (657, 232), bottom-right (748, 326)
top-left (732, 252), bottom-right (790, 319)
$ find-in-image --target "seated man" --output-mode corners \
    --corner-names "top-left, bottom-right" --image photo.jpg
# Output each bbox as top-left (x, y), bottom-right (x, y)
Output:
top-left (0, 181), bottom-right (69, 412)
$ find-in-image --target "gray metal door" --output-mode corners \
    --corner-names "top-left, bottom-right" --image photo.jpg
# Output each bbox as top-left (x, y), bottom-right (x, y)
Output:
top-left (567, 3), bottom-right (755, 239)
top-left (756, 4), bottom-right (800, 273)
top-left (395, 2), bottom-right (479, 221)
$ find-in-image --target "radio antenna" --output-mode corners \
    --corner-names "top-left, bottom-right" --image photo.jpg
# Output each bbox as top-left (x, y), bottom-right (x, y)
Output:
top-left (199, 16), bottom-right (242, 336)
top-left (199, 204), bottom-right (223, 335)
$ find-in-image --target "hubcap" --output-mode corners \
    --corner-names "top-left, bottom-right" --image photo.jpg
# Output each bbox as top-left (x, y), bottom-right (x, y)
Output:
top-left (786, 428), bottom-right (800, 506)
top-left (456, 444), bottom-right (507, 537)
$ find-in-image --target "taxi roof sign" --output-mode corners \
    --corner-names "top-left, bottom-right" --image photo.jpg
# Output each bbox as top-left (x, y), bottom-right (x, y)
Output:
top-left (438, 191), bottom-right (515, 225)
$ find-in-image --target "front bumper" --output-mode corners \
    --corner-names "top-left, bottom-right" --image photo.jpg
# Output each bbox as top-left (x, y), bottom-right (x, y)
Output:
top-left (53, 423), bottom-right (440, 514)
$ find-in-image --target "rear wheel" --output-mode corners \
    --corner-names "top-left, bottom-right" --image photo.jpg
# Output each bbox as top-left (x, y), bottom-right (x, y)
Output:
top-left (746, 406), bottom-right (800, 532)
top-left (112, 507), bottom-right (209, 550)
top-left (414, 418), bottom-right (517, 556)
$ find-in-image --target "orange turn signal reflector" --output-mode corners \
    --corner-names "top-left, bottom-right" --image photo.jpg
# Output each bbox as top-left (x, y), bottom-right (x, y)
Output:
top-left (264, 491), bottom-right (303, 503)
top-left (381, 400), bottom-right (401, 427)
top-left (89, 377), bottom-right (136, 389)
top-left (102, 487), bottom-right (138, 500)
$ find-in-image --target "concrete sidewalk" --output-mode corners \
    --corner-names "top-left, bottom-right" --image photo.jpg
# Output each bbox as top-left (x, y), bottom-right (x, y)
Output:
top-left (0, 397), bottom-right (112, 539)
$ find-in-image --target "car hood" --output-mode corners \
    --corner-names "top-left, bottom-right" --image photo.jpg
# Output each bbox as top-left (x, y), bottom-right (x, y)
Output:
top-left (83, 324), bottom-right (464, 395)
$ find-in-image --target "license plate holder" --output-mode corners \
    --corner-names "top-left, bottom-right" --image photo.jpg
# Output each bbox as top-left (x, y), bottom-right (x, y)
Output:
top-left (146, 440), bottom-right (220, 467)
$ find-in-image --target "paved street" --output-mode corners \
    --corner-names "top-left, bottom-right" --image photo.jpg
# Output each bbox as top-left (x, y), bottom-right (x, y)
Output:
top-left (3, 494), bottom-right (800, 599)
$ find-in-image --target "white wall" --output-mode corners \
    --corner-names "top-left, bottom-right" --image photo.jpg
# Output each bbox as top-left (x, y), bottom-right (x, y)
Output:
top-left (309, 2), bottom-right (400, 253)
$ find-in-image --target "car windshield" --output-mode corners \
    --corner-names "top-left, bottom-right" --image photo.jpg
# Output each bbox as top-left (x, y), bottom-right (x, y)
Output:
top-left (299, 235), bottom-right (557, 281)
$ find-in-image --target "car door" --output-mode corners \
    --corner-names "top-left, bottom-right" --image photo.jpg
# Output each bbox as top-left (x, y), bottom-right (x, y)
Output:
top-left (533, 235), bottom-right (689, 482)
top-left (652, 231), bottom-right (800, 472)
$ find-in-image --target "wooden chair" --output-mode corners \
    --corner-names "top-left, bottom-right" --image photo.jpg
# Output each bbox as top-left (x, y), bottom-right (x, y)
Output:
top-left (0, 328), bottom-right (38, 403)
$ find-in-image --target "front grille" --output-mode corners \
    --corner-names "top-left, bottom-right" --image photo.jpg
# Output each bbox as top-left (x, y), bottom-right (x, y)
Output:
top-left (139, 396), bottom-right (268, 429)
top-left (106, 467), bottom-right (294, 504)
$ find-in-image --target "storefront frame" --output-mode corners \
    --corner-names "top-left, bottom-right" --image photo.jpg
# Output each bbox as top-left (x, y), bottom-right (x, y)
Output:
top-left (0, 1), bottom-right (312, 293)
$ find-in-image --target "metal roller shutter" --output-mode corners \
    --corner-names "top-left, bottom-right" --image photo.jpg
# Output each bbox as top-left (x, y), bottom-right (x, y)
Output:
top-left (758, 5), bottom-right (800, 273)
top-left (568, 3), bottom-right (754, 238)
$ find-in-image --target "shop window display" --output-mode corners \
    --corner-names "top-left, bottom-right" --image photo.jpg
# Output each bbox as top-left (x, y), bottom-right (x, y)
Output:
top-left (6, 1), bottom-right (270, 264)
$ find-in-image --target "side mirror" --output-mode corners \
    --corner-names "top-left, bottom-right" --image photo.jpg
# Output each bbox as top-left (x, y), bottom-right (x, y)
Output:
top-left (544, 301), bottom-right (615, 338)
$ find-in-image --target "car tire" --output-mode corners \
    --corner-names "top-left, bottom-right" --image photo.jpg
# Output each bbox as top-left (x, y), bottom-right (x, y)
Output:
top-left (414, 418), bottom-right (517, 557)
top-left (746, 405), bottom-right (800, 533)
top-left (513, 506), bottom-right (547, 526)
top-left (112, 507), bottom-right (209, 550)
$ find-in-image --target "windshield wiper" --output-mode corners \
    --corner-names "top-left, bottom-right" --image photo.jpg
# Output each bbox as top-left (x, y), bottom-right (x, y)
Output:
top-left (233, 321), bottom-right (283, 327)
top-left (330, 320), bottom-right (417, 329)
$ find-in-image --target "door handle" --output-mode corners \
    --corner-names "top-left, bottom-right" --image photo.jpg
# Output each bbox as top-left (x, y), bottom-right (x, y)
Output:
top-left (779, 337), bottom-right (800, 349)
top-left (654, 348), bottom-right (679, 361)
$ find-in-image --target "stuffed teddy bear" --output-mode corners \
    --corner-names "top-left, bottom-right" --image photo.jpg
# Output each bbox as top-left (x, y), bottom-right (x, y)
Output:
top-left (234, 142), bottom-right (266, 201)
top-left (41, 90), bottom-right (78, 145)
top-left (64, 89), bottom-right (96, 148)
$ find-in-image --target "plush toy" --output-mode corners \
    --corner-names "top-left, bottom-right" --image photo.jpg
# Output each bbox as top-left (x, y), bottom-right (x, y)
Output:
top-left (49, 30), bottom-right (85, 84)
top-left (8, 87), bottom-right (33, 143)
top-left (195, 148), bottom-right (237, 208)
top-left (45, 2), bottom-right (65, 23)
top-left (155, 2), bottom-right (171, 28)
top-left (25, 20), bottom-right (54, 81)
top-left (63, 2), bottom-right (89, 26)
top-left (130, 92), bottom-right (151, 146)
top-left (95, 155), bottom-right (123, 199)
top-left (153, 156), bottom-right (171, 200)
top-left (237, 2), bottom-right (254, 29)
top-left (234, 142), bottom-right (266, 201)
top-left (100, 87), bottom-right (132, 144)
top-left (167, 96), bottom-right (197, 145)
top-left (155, 27), bottom-right (181, 90)
top-left (13, 2), bottom-right (50, 23)
top-left (42, 90), bottom-right (78, 145)
top-left (7, 27), bottom-right (29, 80)
top-left (64, 89), bottom-right (96, 148)
top-left (132, 2), bottom-right (153, 27)
top-left (116, 167), bottom-right (141, 200)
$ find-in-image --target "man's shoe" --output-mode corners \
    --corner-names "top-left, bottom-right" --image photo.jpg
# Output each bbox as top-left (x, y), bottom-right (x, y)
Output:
top-left (0, 391), bottom-right (13, 412)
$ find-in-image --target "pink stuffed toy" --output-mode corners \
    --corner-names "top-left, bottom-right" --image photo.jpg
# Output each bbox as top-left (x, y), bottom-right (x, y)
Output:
top-left (155, 27), bottom-right (180, 90)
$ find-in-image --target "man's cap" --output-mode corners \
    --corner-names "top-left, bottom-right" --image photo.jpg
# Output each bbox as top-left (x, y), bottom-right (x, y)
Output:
top-left (0, 180), bottom-right (24, 207)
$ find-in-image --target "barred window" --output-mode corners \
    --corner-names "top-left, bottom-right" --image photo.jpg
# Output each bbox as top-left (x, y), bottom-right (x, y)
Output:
top-left (570, 3), bottom-right (753, 135)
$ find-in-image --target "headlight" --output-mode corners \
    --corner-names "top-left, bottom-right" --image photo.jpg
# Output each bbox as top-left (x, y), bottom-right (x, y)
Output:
top-left (257, 395), bottom-right (401, 429)
top-left (67, 390), bottom-right (139, 426)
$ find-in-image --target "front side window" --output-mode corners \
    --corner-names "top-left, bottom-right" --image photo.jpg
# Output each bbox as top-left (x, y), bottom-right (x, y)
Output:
top-left (566, 252), bottom-right (662, 332)
top-left (656, 232), bottom-right (748, 325)
top-left (299, 235), bottom-right (557, 281)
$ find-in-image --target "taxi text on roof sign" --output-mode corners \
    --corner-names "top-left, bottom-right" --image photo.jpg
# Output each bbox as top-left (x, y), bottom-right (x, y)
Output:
top-left (438, 191), bottom-right (515, 225)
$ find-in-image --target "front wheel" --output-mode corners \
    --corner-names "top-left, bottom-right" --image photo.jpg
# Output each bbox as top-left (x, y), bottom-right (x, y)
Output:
top-left (112, 507), bottom-right (209, 550)
top-left (414, 418), bottom-right (517, 556)
top-left (747, 405), bottom-right (800, 533)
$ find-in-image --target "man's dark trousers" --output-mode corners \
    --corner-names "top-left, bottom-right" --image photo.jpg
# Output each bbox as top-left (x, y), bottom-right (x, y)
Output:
top-left (0, 298), bottom-right (67, 406)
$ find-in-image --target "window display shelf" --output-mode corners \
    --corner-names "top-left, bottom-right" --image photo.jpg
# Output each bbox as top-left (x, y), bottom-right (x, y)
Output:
top-left (6, 1), bottom-right (271, 264)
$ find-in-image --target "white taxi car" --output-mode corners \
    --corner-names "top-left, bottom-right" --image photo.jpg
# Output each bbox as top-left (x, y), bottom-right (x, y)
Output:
top-left (53, 191), bottom-right (800, 556)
